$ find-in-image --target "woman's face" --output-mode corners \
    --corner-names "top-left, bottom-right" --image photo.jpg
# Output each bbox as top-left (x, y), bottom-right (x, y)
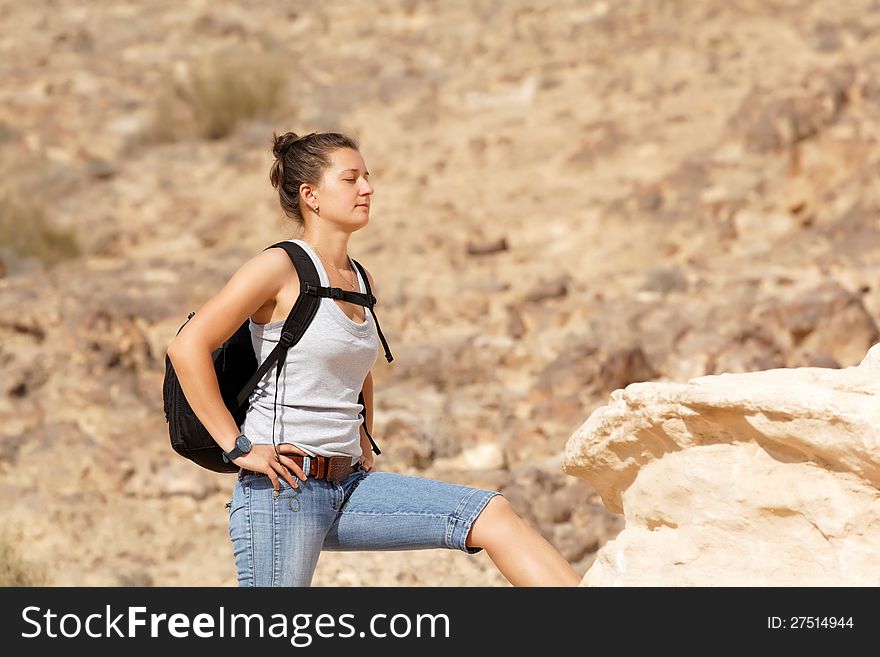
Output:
top-left (314, 148), bottom-right (373, 229)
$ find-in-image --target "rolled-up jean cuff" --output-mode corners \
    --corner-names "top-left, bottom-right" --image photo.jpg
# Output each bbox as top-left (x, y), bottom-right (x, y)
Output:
top-left (449, 489), bottom-right (501, 554)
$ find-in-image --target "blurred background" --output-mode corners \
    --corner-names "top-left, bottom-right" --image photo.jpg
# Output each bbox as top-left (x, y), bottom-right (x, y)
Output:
top-left (1, 0), bottom-right (878, 586)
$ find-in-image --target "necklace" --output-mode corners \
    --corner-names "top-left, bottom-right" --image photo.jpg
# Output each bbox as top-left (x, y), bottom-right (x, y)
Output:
top-left (304, 239), bottom-right (357, 291)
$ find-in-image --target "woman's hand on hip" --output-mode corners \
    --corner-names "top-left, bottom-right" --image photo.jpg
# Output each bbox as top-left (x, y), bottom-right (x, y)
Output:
top-left (233, 444), bottom-right (308, 492)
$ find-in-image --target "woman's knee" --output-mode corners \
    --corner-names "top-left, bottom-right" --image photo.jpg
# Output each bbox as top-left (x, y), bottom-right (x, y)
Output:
top-left (466, 494), bottom-right (518, 549)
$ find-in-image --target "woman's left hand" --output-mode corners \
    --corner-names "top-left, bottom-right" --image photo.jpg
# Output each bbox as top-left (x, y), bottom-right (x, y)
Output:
top-left (359, 453), bottom-right (375, 472)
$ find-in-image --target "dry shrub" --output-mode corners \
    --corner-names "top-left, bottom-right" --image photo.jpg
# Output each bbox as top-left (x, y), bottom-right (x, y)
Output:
top-left (0, 193), bottom-right (81, 270)
top-left (149, 51), bottom-right (287, 142)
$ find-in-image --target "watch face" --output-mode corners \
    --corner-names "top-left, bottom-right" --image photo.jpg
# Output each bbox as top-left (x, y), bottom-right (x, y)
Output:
top-left (236, 435), bottom-right (251, 452)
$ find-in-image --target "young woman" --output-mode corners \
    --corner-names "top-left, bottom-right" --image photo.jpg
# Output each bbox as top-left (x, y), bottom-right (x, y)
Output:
top-left (166, 131), bottom-right (581, 587)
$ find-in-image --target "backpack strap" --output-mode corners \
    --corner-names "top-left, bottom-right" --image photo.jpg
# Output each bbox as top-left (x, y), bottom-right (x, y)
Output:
top-left (349, 257), bottom-right (393, 456)
top-left (350, 258), bottom-right (394, 364)
top-left (301, 282), bottom-right (376, 308)
top-left (226, 242), bottom-right (319, 457)
top-left (232, 241), bottom-right (321, 410)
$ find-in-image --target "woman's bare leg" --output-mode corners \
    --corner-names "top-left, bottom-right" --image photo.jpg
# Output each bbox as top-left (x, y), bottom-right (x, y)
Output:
top-left (466, 495), bottom-right (582, 586)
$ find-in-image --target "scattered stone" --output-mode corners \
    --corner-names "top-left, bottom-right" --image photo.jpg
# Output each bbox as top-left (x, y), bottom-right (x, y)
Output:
top-left (466, 237), bottom-right (508, 256)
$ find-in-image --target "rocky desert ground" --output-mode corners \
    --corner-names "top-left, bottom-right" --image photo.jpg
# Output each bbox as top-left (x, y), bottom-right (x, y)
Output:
top-left (1, 0), bottom-right (878, 586)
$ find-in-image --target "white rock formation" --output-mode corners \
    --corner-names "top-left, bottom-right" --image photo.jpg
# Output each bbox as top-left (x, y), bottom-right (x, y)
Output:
top-left (563, 343), bottom-right (880, 586)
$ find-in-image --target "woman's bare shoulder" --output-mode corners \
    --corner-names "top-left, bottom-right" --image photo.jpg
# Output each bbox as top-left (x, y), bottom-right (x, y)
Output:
top-left (232, 244), bottom-right (300, 291)
top-left (169, 246), bottom-right (297, 351)
top-left (250, 244), bottom-right (299, 275)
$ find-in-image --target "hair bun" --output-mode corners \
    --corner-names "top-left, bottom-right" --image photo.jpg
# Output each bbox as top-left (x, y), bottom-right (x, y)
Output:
top-left (272, 131), bottom-right (300, 159)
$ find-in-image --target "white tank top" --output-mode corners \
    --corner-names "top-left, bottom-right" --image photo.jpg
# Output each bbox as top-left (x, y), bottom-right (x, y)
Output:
top-left (239, 239), bottom-right (379, 464)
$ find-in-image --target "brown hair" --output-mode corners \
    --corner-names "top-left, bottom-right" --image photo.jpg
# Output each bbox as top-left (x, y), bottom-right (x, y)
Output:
top-left (268, 131), bottom-right (360, 227)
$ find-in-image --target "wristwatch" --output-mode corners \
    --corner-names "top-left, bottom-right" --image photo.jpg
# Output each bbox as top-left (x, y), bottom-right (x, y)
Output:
top-left (222, 434), bottom-right (252, 464)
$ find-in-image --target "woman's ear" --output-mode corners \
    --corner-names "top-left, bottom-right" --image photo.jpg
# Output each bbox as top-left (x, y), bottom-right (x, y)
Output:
top-left (299, 183), bottom-right (317, 207)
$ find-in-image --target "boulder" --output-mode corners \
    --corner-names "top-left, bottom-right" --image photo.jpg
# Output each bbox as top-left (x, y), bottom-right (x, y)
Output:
top-left (563, 343), bottom-right (880, 585)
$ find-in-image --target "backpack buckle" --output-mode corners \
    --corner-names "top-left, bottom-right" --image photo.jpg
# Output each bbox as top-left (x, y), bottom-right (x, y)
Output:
top-left (369, 294), bottom-right (377, 306)
top-left (329, 287), bottom-right (342, 300)
top-left (279, 331), bottom-right (295, 347)
top-left (302, 282), bottom-right (318, 296)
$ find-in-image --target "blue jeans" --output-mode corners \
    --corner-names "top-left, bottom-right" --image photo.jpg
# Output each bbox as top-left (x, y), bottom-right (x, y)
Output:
top-left (227, 460), bottom-right (501, 586)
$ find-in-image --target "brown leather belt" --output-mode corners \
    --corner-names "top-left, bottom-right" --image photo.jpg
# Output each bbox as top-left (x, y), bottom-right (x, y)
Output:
top-left (239, 454), bottom-right (360, 482)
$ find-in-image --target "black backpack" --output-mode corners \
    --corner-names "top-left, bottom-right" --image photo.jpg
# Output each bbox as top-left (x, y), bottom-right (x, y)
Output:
top-left (162, 240), bottom-right (394, 472)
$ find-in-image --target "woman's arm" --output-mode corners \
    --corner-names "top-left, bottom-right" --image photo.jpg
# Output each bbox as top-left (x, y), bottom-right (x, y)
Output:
top-left (358, 372), bottom-right (375, 471)
top-left (166, 247), bottom-right (293, 455)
